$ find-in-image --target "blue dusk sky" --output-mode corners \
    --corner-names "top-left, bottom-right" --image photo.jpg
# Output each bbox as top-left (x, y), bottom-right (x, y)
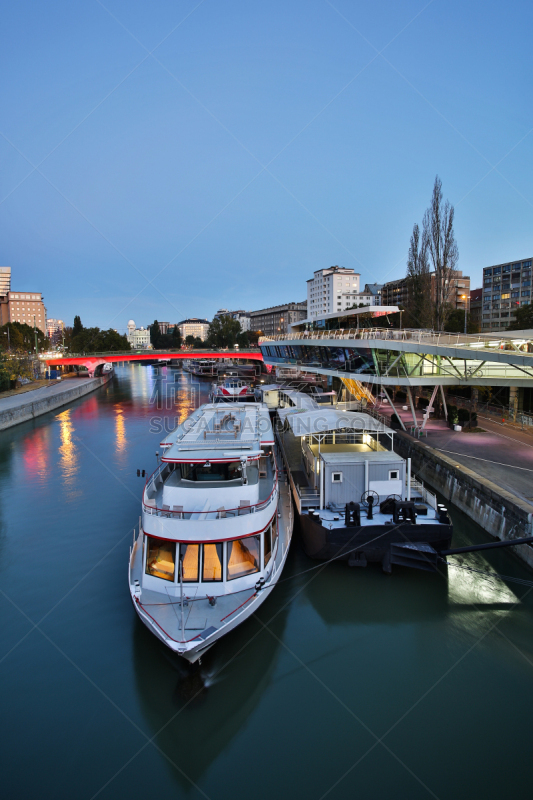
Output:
top-left (1, 0), bottom-right (532, 332)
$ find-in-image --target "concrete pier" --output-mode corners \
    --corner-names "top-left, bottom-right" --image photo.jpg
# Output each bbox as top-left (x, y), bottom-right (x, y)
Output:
top-left (0, 372), bottom-right (113, 431)
top-left (375, 403), bottom-right (533, 569)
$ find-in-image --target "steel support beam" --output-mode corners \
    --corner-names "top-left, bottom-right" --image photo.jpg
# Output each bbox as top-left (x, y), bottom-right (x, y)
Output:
top-left (421, 385), bottom-right (439, 431)
top-left (382, 387), bottom-right (407, 432)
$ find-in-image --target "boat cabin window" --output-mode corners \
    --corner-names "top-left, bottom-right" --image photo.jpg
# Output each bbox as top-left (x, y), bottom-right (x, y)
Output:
top-left (389, 470), bottom-right (399, 480)
top-left (227, 536), bottom-right (260, 580)
top-left (146, 537), bottom-right (176, 582)
top-left (272, 514), bottom-right (278, 550)
top-left (180, 461), bottom-right (243, 482)
top-left (332, 472), bottom-right (343, 483)
top-left (264, 524), bottom-right (272, 567)
top-left (202, 543), bottom-right (223, 582)
top-left (178, 544), bottom-right (200, 582)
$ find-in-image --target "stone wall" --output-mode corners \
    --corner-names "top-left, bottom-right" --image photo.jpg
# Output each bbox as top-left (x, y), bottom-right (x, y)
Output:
top-left (394, 432), bottom-right (533, 570)
top-left (0, 373), bottom-right (113, 431)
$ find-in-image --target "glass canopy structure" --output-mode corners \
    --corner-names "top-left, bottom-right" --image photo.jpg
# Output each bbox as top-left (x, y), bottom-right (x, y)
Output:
top-left (259, 328), bottom-right (533, 387)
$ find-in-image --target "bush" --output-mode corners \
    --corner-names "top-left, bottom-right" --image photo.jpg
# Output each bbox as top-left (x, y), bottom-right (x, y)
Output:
top-left (389, 413), bottom-right (402, 430)
top-left (418, 397), bottom-right (429, 409)
top-left (457, 407), bottom-right (471, 425)
top-left (395, 390), bottom-right (406, 402)
top-left (448, 404), bottom-right (459, 425)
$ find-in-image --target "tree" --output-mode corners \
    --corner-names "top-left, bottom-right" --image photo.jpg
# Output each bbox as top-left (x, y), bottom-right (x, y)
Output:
top-left (422, 176), bottom-right (459, 330)
top-left (73, 315), bottom-right (83, 336)
top-left (207, 316), bottom-right (241, 348)
top-left (171, 325), bottom-right (182, 348)
top-left (444, 308), bottom-right (476, 334)
top-left (150, 320), bottom-right (161, 347)
top-left (508, 303), bottom-right (533, 330)
top-left (71, 327), bottom-right (131, 353)
top-left (405, 223), bottom-right (432, 328)
top-left (185, 335), bottom-right (196, 346)
top-left (0, 322), bottom-right (47, 353)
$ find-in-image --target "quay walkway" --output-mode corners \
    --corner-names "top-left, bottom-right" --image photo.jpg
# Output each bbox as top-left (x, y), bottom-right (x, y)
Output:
top-left (0, 373), bottom-right (112, 430)
top-left (376, 403), bottom-right (533, 504)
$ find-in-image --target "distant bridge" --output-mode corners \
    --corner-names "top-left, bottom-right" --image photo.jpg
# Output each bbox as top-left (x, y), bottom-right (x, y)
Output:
top-left (44, 349), bottom-right (263, 377)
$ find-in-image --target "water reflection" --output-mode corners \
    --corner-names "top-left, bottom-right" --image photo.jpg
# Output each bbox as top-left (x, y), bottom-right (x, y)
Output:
top-left (57, 409), bottom-right (79, 490)
top-left (115, 405), bottom-right (127, 456)
top-left (21, 426), bottom-right (50, 483)
top-left (132, 600), bottom-right (288, 788)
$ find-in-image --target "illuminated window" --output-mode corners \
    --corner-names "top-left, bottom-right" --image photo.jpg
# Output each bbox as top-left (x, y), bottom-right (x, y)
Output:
top-left (264, 524), bottom-right (272, 567)
top-left (202, 543), bottom-right (223, 581)
top-left (145, 536), bottom-right (175, 581)
top-left (501, 293), bottom-right (510, 300)
top-left (179, 544), bottom-right (199, 581)
top-left (227, 536), bottom-right (260, 580)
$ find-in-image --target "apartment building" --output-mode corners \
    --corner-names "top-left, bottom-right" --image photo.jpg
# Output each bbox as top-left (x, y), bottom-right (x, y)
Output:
top-left (0, 290), bottom-right (47, 334)
top-left (482, 258), bottom-right (532, 330)
top-left (381, 270), bottom-right (470, 315)
top-left (177, 318), bottom-right (210, 341)
top-left (214, 309), bottom-right (251, 332)
top-left (249, 302), bottom-right (307, 336)
top-left (47, 318), bottom-right (65, 345)
top-left (307, 266), bottom-right (362, 319)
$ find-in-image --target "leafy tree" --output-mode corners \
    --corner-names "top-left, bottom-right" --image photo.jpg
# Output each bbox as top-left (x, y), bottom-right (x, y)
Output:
top-left (73, 315), bottom-right (83, 336)
top-left (444, 309), bottom-right (477, 334)
top-left (422, 176), bottom-right (459, 331)
top-left (150, 320), bottom-right (161, 347)
top-left (171, 325), bottom-right (182, 348)
top-left (185, 335), bottom-right (196, 346)
top-left (71, 327), bottom-right (131, 353)
top-left (405, 223), bottom-right (432, 328)
top-left (0, 322), bottom-right (47, 353)
top-left (207, 315), bottom-right (243, 348)
top-left (508, 303), bottom-right (533, 330)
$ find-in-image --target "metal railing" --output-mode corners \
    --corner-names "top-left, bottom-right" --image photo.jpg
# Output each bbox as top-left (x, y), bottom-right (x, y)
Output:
top-left (259, 328), bottom-right (533, 354)
top-left (143, 462), bottom-right (278, 519)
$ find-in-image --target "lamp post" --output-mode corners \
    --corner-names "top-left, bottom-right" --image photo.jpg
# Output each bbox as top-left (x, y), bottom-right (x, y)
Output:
top-left (461, 295), bottom-right (467, 335)
top-left (3, 324), bottom-right (10, 351)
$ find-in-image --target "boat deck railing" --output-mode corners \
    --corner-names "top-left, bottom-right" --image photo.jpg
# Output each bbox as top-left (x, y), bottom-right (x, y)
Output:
top-left (143, 461), bottom-right (278, 519)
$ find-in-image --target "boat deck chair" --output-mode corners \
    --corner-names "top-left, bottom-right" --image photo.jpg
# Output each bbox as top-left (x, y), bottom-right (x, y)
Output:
top-left (172, 505), bottom-right (183, 519)
top-left (239, 500), bottom-right (251, 515)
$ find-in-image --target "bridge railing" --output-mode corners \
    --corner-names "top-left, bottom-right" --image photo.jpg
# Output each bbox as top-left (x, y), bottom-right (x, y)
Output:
top-left (42, 348), bottom-right (262, 359)
top-left (259, 329), bottom-right (533, 353)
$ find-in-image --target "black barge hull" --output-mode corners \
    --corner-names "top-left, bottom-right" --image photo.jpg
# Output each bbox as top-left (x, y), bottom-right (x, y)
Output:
top-left (300, 513), bottom-right (453, 565)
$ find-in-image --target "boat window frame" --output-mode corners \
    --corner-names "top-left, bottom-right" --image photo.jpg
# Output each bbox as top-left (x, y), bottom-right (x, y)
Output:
top-left (226, 535), bottom-right (261, 581)
top-left (145, 535), bottom-right (176, 582)
top-left (202, 542), bottom-right (224, 583)
top-left (178, 543), bottom-right (200, 583)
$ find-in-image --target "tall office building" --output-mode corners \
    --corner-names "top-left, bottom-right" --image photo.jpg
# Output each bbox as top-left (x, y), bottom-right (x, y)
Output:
top-left (0, 290), bottom-right (47, 333)
top-left (0, 267), bottom-right (11, 298)
top-left (482, 258), bottom-right (532, 330)
top-left (307, 266), bottom-right (361, 319)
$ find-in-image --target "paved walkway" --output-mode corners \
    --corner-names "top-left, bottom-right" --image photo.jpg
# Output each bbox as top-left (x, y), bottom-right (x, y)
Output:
top-left (0, 377), bottom-right (94, 413)
top-left (377, 402), bottom-right (533, 504)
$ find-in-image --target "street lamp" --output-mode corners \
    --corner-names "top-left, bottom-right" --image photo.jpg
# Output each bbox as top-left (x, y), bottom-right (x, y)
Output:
top-left (461, 295), bottom-right (467, 334)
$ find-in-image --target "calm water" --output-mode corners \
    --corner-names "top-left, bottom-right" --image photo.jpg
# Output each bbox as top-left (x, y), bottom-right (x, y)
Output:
top-left (2, 365), bottom-right (533, 800)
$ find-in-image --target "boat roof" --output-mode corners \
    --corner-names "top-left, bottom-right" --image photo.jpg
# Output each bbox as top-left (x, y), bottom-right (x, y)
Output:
top-left (318, 448), bottom-right (403, 464)
top-left (281, 408), bottom-right (393, 436)
top-left (161, 403), bottom-right (274, 461)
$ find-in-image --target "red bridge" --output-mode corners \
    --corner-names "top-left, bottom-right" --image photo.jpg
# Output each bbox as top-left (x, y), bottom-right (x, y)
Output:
top-left (44, 349), bottom-right (264, 377)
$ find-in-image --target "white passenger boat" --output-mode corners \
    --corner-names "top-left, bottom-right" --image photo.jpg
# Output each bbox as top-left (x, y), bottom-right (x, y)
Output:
top-left (129, 403), bottom-right (293, 663)
top-left (210, 377), bottom-right (256, 403)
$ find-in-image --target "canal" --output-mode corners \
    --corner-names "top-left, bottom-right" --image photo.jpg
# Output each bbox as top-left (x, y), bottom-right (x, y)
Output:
top-left (1, 365), bottom-right (533, 799)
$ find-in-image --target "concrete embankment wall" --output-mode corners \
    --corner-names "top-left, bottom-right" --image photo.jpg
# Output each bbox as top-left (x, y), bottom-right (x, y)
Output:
top-left (394, 432), bottom-right (533, 570)
top-left (0, 373), bottom-right (113, 431)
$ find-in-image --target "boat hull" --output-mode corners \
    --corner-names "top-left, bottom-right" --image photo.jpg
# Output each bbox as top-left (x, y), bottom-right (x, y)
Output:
top-left (299, 512), bottom-right (453, 564)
